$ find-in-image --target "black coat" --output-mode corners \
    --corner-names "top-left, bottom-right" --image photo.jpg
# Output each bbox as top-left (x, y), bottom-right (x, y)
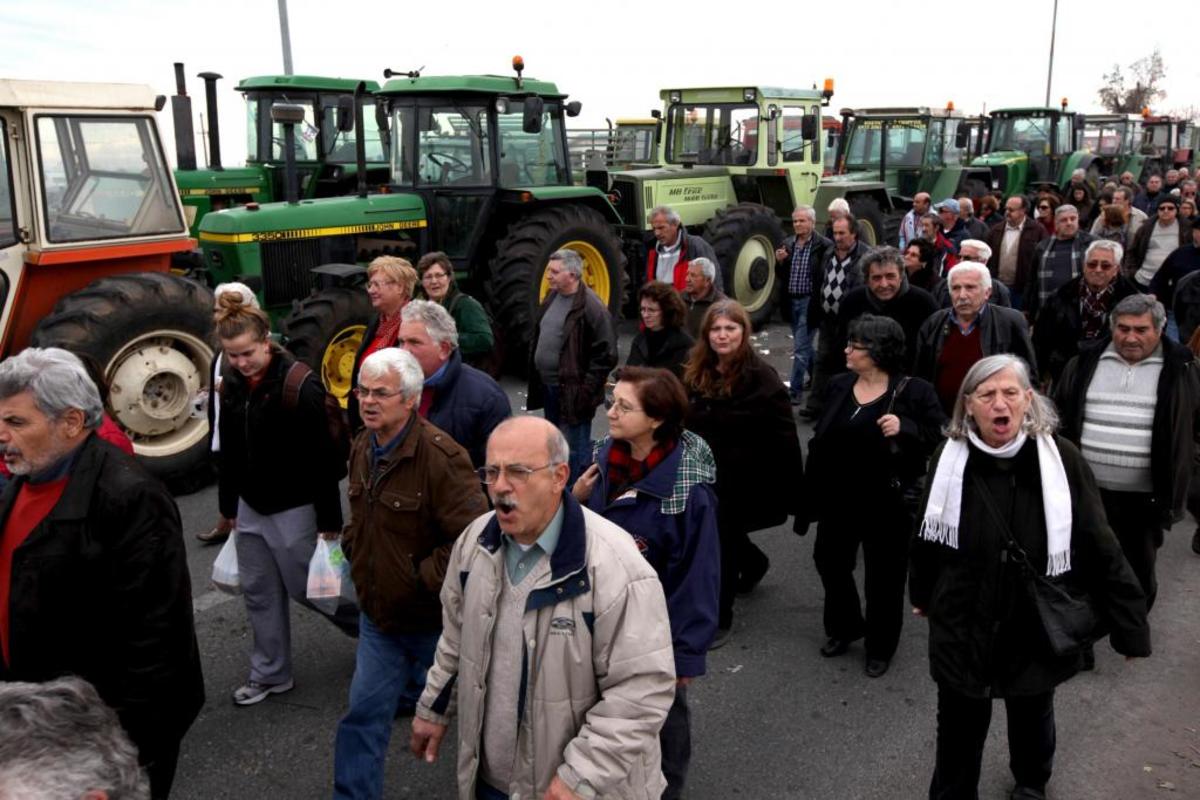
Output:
top-left (218, 345), bottom-right (345, 531)
top-left (526, 287), bottom-right (617, 426)
top-left (806, 373), bottom-right (946, 522)
top-left (685, 354), bottom-right (804, 532)
top-left (0, 435), bottom-right (205, 754)
top-left (1054, 336), bottom-right (1200, 527)
top-left (909, 437), bottom-right (1150, 698)
top-left (777, 232), bottom-right (833, 297)
top-left (1031, 274), bottom-right (1140, 385)
top-left (626, 326), bottom-right (694, 377)
top-left (834, 284), bottom-right (939, 368)
top-left (912, 305), bottom-right (1038, 385)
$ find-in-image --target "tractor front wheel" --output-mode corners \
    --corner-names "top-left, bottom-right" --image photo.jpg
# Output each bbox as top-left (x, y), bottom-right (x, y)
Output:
top-left (280, 287), bottom-right (375, 407)
top-left (848, 195), bottom-right (887, 246)
top-left (31, 273), bottom-right (216, 494)
top-left (703, 202), bottom-right (785, 328)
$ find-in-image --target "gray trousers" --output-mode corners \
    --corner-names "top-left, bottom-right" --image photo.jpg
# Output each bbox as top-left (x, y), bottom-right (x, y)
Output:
top-left (236, 501), bottom-right (359, 684)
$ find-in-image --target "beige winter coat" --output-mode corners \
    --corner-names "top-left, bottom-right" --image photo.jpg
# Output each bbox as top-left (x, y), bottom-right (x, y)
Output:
top-left (416, 493), bottom-right (676, 800)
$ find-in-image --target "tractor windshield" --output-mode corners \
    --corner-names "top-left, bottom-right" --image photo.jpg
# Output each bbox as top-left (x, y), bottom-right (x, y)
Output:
top-left (35, 115), bottom-right (183, 244)
top-left (1083, 121), bottom-right (1127, 156)
top-left (321, 96), bottom-right (386, 164)
top-left (612, 124), bottom-right (656, 163)
top-left (666, 104), bottom-right (759, 166)
top-left (497, 104), bottom-right (568, 187)
top-left (989, 114), bottom-right (1052, 155)
top-left (245, 95), bottom-right (320, 162)
top-left (842, 118), bottom-right (928, 170)
top-left (0, 118), bottom-right (15, 249)
top-left (391, 104), bottom-right (493, 187)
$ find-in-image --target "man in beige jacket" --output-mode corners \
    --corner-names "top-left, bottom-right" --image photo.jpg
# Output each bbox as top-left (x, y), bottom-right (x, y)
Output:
top-left (411, 416), bottom-right (676, 800)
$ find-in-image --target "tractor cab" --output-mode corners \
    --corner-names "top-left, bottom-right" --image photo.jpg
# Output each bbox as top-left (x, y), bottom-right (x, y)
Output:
top-left (1140, 114), bottom-right (1199, 175)
top-left (1081, 113), bottom-right (1143, 179)
top-left (972, 104), bottom-right (1090, 196)
top-left (835, 106), bottom-right (970, 198)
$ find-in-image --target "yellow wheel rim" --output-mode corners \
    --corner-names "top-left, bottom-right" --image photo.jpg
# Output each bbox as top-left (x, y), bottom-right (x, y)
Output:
top-left (732, 234), bottom-right (776, 314)
top-left (322, 324), bottom-right (367, 408)
top-left (538, 239), bottom-right (612, 305)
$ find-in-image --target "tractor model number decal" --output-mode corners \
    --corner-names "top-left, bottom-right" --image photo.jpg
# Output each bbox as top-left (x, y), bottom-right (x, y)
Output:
top-left (180, 187), bottom-right (261, 197)
top-left (666, 185), bottom-right (720, 202)
top-left (199, 219), bottom-right (428, 244)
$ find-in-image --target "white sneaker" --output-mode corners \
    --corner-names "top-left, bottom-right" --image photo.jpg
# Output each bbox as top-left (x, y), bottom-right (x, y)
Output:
top-left (232, 678), bottom-right (294, 706)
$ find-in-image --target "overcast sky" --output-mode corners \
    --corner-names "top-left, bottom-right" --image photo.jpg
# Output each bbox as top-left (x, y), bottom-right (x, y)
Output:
top-left (3, 0), bottom-right (1196, 167)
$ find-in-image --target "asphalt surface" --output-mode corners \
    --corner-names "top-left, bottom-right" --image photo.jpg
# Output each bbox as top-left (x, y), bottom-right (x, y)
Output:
top-left (170, 321), bottom-right (1200, 800)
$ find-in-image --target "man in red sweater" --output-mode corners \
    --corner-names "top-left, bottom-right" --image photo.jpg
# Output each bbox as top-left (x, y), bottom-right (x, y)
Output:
top-left (0, 347), bottom-right (203, 800)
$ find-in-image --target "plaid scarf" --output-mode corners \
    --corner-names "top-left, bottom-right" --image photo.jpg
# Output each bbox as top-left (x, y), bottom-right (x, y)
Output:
top-left (1078, 280), bottom-right (1116, 340)
top-left (605, 438), bottom-right (677, 503)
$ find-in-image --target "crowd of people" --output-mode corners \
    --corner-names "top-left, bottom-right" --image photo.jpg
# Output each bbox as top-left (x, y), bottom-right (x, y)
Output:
top-left (0, 177), bottom-right (1194, 800)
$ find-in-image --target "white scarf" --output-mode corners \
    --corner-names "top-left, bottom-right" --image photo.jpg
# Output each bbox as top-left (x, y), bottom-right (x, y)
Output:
top-left (920, 430), bottom-right (1073, 576)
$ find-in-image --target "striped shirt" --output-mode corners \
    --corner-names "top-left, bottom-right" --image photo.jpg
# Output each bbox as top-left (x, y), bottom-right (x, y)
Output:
top-left (1080, 344), bottom-right (1163, 492)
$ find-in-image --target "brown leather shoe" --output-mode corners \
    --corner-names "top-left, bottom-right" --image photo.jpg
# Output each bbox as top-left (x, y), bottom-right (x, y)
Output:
top-left (197, 518), bottom-right (234, 544)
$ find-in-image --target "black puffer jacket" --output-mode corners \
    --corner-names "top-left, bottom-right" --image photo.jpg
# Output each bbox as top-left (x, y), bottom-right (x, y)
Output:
top-left (0, 435), bottom-right (204, 755)
top-left (218, 345), bottom-right (345, 531)
top-left (909, 436), bottom-right (1150, 698)
top-left (1032, 274), bottom-right (1140, 385)
top-left (684, 354), bottom-right (804, 532)
top-left (626, 326), bottom-right (694, 377)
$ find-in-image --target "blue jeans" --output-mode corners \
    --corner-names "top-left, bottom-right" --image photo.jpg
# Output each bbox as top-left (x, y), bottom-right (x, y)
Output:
top-left (542, 383), bottom-right (594, 484)
top-left (789, 297), bottom-right (812, 397)
top-left (332, 615), bottom-right (440, 800)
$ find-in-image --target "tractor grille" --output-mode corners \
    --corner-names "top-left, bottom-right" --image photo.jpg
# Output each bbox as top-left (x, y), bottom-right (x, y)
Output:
top-left (261, 240), bottom-right (321, 307)
top-left (610, 179), bottom-right (639, 226)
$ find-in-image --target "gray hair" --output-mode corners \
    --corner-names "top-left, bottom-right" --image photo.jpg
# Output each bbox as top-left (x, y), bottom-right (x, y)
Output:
top-left (359, 347), bottom-right (424, 401)
top-left (1114, 186), bottom-right (1135, 204)
top-left (1183, 179), bottom-right (1198, 191)
top-left (1085, 238), bottom-right (1124, 265)
top-left (959, 238), bottom-right (993, 262)
top-left (946, 354), bottom-right (1058, 440)
top-left (689, 256), bottom-right (717, 282)
top-left (920, 211), bottom-right (940, 226)
top-left (213, 281), bottom-right (259, 310)
top-left (946, 261), bottom-right (993, 290)
top-left (549, 248), bottom-right (583, 278)
top-left (400, 299), bottom-right (459, 349)
top-left (1071, 168), bottom-right (1086, 180)
top-left (0, 677), bottom-right (149, 800)
top-left (958, 197), bottom-right (975, 214)
top-left (860, 246), bottom-right (904, 275)
top-left (0, 348), bottom-right (103, 428)
top-left (792, 205), bottom-right (816, 222)
top-left (1055, 203), bottom-right (1079, 219)
top-left (649, 205), bottom-right (681, 226)
top-left (827, 197), bottom-right (850, 216)
top-left (1111, 293), bottom-right (1166, 332)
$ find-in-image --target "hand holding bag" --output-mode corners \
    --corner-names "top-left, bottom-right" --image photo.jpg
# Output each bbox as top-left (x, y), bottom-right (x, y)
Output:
top-left (211, 530), bottom-right (241, 595)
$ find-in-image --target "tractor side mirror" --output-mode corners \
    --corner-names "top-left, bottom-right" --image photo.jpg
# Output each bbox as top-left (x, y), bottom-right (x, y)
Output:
top-left (336, 96), bottom-right (355, 132)
top-left (565, 101), bottom-right (582, 118)
top-left (766, 104), bottom-right (780, 121)
top-left (650, 109), bottom-right (662, 120)
top-left (955, 125), bottom-right (970, 149)
top-left (800, 115), bottom-right (818, 141)
top-left (523, 96), bottom-right (545, 133)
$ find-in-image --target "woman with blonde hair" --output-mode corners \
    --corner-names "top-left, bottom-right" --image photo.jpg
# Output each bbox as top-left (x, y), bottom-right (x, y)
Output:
top-left (348, 256), bottom-right (418, 431)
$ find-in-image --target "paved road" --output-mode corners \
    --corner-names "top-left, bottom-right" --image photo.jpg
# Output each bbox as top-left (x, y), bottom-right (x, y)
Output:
top-left (170, 322), bottom-right (1200, 799)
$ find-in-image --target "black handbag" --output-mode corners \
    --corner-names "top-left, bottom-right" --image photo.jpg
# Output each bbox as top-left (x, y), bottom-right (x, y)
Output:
top-left (970, 472), bottom-right (1103, 657)
top-left (885, 378), bottom-right (924, 516)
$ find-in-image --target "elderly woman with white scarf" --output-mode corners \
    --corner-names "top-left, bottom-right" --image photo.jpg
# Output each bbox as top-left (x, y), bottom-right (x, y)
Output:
top-left (909, 354), bottom-right (1150, 800)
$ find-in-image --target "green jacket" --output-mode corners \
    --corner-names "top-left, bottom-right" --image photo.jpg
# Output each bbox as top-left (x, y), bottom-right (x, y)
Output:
top-left (442, 287), bottom-right (494, 358)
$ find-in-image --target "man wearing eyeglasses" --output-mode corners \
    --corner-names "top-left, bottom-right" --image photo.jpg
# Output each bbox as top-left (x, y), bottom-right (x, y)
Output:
top-left (985, 195), bottom-right (1046, 311)
top-left (333, 347), bottom-right (486, 800)
top-left (411, 415), bottom-right (675, 800)
top-left (1125, 195), bottom-right (1191, 291)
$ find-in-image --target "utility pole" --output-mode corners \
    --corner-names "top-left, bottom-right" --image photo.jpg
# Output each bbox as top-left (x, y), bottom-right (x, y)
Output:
top-left (1044, 0), bottom-right (1059, 107)
top-left (278, 0), bottom-right (294, 76)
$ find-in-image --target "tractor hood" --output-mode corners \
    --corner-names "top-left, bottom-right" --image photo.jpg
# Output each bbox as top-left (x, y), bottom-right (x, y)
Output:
top-left (972, 151), bottom-right (1027, 168)
top-left (175, 166), bottom-right (268, 197)
top-left (197, 194), bottom-right (428, 242)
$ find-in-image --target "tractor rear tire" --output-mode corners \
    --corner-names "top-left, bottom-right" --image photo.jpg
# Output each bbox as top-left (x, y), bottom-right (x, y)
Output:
top-left (280, 287), bottom-right (375, 406)
top-left (487, 204), bottom-right (625, 372)
top-left (31, 273), bottom-right (216, 495)
top-left (703, 202), bottom-right (785, 328)
top-left (848, 195), bottom-right (886, 246)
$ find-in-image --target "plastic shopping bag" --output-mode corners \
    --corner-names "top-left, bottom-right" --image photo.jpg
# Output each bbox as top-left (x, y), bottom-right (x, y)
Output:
top-left (307, 537), bottom-right (352, 615)
top-left (211, 530), bottom-right (241, 594)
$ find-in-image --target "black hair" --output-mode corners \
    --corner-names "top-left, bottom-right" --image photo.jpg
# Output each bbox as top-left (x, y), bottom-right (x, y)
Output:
top-left (847, 314), bottom-right (907, 375)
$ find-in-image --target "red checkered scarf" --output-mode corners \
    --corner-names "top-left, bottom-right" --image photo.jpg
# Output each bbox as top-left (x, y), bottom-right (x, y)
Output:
top-left (605, 437), bottom-right (677, 503)
top-left (1078, 280), bottom-right (1116, 340)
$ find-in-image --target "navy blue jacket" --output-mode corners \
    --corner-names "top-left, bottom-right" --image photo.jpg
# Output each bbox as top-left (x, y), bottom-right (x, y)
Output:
top-left (425, 349), bottom-right (512, 468)
top-left (585, 438), bottom-right (720, 677)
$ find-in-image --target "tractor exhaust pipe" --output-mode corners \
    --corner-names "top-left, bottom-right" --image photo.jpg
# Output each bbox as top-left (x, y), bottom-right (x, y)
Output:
top-left (354, 81), bottom-right (368, 199)
top-left (171, 63), bottom-right (197, 170)
top-left (271, 104), bottom-right (307, 205)
top-left (198, 71), bottom-right (223, 170)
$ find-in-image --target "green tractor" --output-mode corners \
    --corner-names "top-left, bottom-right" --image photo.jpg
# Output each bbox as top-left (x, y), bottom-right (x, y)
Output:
top-left (169, 64), bottom-right (389, 239)
top-left (602, 82), bottom-right (894, 326)
top-left (197, 59), bottom-right (625, 394)
top-left (1141, 114), bottom-right (1200, 176)
top-left (965, 103), bottom-right (1099, 198)
top-left (1081, 113), bottom-right (1151, 181)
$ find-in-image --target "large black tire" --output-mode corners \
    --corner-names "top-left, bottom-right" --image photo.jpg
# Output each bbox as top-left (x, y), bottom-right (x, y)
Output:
top-left (848, 195), bottom-right (886, 246)
top-left (280, 287), bottom-right (375, 405)
top-left (31, 273), bottom-right (216, 495)
top-left (703, 202), bottom-right (785, 328)
top-left (487, 204), bottom-right (625, 372)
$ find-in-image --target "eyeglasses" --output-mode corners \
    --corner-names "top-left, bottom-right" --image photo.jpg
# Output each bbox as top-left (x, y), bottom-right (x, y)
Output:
top-left (959, 254), bottom-right (982, 262)
top-left (604, 395), bottom-right (644, 416)
top-left (846, 342), bottom-right (870, 352)
top-left (1037, 205), bottom-right (1051, 211)
top-left (1084, 259), bottom-right (1117, 269)
top-left (422, 272), bottom-right (449, 281)
top-left (353, 386), bottom-right (402, 400)
top-left (476, 463), bottom-right (556, 484)
top-left (1158, 206), bottom-right (1178, 212)
top-left (367, 279), bottom-right (397, 290)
